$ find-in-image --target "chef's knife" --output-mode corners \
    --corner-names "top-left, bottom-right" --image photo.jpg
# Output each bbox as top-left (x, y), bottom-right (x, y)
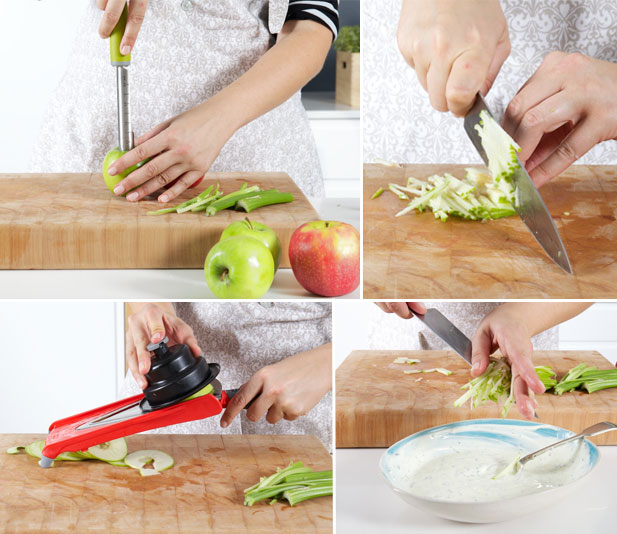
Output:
top-left (464, 94), bottom-right (572, 274)
top-left (410, 308), bottom-right (472, 366)
top-left (110, 3), bottom-right (134, 152)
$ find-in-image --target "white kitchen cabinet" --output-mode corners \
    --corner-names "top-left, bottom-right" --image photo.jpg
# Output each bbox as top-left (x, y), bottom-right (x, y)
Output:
top-left (304, 92), bottom-right (361, 198)
top-left (0, 301), bottom-right (125, 433)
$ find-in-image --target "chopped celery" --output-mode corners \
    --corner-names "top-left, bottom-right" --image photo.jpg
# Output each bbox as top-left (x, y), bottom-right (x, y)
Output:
top-left (553, 363), bottom-right (617, 395)
top-left (474, 109), bottom-right (521, 204)
top-left (454, 359), bottom-right (556, 418)
top-left (393, 357), bottom-right (421, 365)
top-left (205, 186), bottom-right (261, 216)
top-left (235, 190), bottom-right (294, 213)
top-left (393, 168), bottom-right (516, 222)
top-left (404, 368), bottom-right (452, 376)
top-left (371, 187), bottom-right (384, 199)
top-left (243, 461), bottom-right (332, 507)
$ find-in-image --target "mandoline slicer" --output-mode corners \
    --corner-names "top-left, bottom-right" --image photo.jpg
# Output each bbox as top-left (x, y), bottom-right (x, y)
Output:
top-left (40, 337), bottom-right (241, 467)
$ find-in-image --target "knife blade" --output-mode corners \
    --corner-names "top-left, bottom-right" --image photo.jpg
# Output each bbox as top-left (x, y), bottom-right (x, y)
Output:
top-left (411, 308), bottom-right (472, 366)
top-left (464, 93), bottom-right (572, 274)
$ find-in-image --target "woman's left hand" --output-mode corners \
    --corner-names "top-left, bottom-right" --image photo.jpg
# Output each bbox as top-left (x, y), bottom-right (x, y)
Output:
top-left (220, 343), bottom-right (332, 427)
top-left (108, 98), bottom-right (237, 202)
top-left (503, 52), bottom-right (617, 187)
top-left (471, 306), bottom-right (545, 420)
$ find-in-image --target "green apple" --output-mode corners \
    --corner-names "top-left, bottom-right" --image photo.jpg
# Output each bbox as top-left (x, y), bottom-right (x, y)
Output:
top-left (204, 236), bottom-right (275, 299)
top-left (102, 147), bottom-right (148, 194)
top-left (219, 219), bottom-right (282, 271)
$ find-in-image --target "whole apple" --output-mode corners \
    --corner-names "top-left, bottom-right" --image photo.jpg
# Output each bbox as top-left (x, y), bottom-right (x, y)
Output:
top-left (289, 221), bottom-right (360, 297)
top-left (102, 147), bottom-right (147, 194)
top-left (219, 219), bottom-right (282, 271)
top-left (204, 236), bottom-right (274, 299)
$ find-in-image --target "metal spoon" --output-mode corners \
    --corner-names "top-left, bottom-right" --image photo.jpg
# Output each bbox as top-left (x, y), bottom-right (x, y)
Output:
top-left (494, 422), bottom-right (617, 478)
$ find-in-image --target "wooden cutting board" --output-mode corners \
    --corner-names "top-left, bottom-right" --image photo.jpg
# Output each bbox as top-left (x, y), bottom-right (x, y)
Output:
top-left (336, 350), bottom-right (617, 448)
top-left (0, 433), bottom-right (332, 534)
top-left (364, 164), bottom-right (617, 298)
top-left (0, 173), bottom-right (318, 269)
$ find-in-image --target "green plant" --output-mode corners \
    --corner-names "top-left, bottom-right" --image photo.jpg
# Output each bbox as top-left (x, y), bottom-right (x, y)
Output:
top-left (334, 25), bottom-right (360, 53)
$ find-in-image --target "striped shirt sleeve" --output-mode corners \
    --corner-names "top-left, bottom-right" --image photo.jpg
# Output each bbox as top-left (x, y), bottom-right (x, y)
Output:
top-left (285, 0), bottom-right (340, 40)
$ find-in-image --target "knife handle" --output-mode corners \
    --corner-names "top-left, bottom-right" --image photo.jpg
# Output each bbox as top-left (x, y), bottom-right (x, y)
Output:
top-left (110, 3), bottom-right (131, 66)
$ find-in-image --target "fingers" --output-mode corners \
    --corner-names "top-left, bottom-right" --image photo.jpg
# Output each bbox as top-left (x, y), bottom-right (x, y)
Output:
top-left (446, 48), bottom-right (492, 116)
top-left (266, 405), bottom-right (285, 425)
top-left (512, 373), bottom-right (537, 420)
top-left (112, 150), bottom-right (177, 196)
top-left (470, 325), bottom-right (491, 377)
top-left (525, 123), bottom-right (573, 172)
top-left (502, 53), bottom-right (565, 136)
top-left (108, 134), bottom-right (169, 177)
top-left (98, 0), bottom-right (126, 38)
top-left (426, 59), bottom-right (451, 112)
top-left (407, 302), bottom-right (427, 315)
top-left (125, 163), bottom-right (188, 202)
top-left (480, 36), bottom-right (510, 96)
top-left (528, 119), bottom-right (598, 187)
top-left (502, 337), bottom-right (545, 395)
top-left (120, 0), bottom-right (147, 56)
top-left (125, 328), bottom-right (147, 389)
top-left (159, 171), bottom-right (204, 203)
top-left (136, 119), bottom-right (172, 146)
top-left (220, 377), bottom-right (263, 428)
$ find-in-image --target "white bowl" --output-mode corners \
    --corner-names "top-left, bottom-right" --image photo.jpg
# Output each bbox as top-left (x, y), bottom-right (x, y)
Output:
top-left (380, 419), bottom-right (599, 524)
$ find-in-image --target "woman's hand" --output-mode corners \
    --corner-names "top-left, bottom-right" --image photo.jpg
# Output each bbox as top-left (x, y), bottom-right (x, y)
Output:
top-left (126, 303), bottom-right (201, 389)
top-left (503, 52), bottom-right (617, 187)
top-left (97, 0), bottom-right (148, 56)
top-left (220, 343), bottom-right (332, 427)
top-left (375, 302), bottom-right (427, 319)
top-left (471, 306), bottom-right (545, 420)
top-left (397, 0), bottom-right (509, 116)
top-left (108, 98), bottom-right (237, 202)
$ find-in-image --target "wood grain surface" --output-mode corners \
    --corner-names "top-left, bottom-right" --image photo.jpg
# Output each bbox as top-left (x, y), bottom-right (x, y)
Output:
top-left (0, 172), bottom-right (318, 269)
top-left (363, 164), bottom-right (617, 298)
top-left (336, 350), bottom-right (617, 448)
top-left (0, 433), bottom-right (332, 534)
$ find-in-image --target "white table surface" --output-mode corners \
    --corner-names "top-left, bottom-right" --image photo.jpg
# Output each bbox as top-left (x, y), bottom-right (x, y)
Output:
top-left (0, 197), bottom-right (360, 299)
top-left (336, 447), bottom-right (617, 534)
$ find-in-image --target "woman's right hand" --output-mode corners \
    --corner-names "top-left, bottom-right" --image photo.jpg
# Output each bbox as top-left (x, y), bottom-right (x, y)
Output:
top-left (97, 0), bottom-right (148, 56)
top-left (397, 0), bottom-right (510, 116)
top-left (126, 303), bottom-right (201, 389)
top-left (375, 302), bottom-right (427, 319)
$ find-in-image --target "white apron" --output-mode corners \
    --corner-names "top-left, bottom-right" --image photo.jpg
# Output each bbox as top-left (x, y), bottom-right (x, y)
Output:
top-left (30, 0), bottom-right (325, 197)
top-left (120, 302), bottom-right (333, 450)
top-left (363, 0), bottom-right (617, 165)
top-left (367, 302), bottom-right (558, 351)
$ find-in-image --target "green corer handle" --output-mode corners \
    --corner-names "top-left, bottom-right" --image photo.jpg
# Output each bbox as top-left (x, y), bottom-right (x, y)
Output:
top-left (110, 3), bottom-right (131, 66)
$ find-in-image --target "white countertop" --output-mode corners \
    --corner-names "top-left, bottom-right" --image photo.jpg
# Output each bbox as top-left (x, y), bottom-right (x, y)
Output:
top-left (0, 197), bottom-right (360, 299)
top-left (302, 91), bottom-right (360, 120)
top-left (336, 447), bottom-right (616, 534)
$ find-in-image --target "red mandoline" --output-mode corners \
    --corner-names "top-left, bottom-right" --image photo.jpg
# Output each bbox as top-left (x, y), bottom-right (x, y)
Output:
top-left (41, 390), bottom-right (233, 461)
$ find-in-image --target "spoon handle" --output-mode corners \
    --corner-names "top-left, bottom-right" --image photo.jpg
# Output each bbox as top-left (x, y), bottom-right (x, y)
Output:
top-left (520, 421), bottom-right (617, 466)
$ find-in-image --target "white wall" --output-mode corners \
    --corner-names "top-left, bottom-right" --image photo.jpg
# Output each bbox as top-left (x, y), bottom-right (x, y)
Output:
top-left (0, 301), bottom-right (125, 433)
top-left (334, 302), bottom-right (617, 368)
top-left (0, 0), bottom-right (87, 171)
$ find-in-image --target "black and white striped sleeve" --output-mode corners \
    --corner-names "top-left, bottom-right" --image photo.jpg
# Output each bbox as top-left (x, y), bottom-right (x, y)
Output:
top-left (285, 0), bottom-right (340, 40)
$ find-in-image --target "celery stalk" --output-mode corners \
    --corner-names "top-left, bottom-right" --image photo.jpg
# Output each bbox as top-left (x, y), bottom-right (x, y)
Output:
top-left (235, 190), bottom-right (294, 213)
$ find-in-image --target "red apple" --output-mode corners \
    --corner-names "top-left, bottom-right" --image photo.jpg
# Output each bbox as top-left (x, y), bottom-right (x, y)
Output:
top-left (289, 221), bottom-right (360, 297)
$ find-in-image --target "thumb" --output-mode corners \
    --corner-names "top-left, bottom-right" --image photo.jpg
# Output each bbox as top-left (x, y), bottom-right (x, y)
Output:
top-left (470, 325), bottom-right (492, 377)
top-left (407, 302), bottom-right (427, 315)
top-left (145, 306), bottom-right (166, 344)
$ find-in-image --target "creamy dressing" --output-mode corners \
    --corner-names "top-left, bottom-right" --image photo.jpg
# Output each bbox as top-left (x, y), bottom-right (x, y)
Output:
top-left (386, 427), bottom-right (591, 503)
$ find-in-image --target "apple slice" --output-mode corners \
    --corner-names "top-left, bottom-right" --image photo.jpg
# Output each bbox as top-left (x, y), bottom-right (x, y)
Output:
top-left (124, 450), bottom-right (174, 477)
top-left (87, 438), bottom-right (128, 462)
